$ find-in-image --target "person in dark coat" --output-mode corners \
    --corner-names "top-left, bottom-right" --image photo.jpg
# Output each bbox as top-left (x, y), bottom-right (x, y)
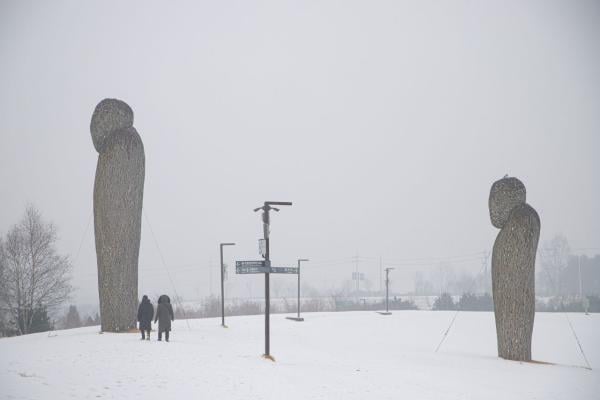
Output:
top-left (137, 295), bottom-right (154, 340)
top-left (154, 294), bottom-right (174, 342)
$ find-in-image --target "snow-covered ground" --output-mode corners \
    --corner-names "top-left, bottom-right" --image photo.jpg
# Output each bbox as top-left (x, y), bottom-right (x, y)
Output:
top-left (1, 311), bottom-right (598, 399)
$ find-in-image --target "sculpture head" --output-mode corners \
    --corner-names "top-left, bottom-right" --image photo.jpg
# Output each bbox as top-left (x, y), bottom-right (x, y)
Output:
top-left (90, 98), bottom-right (134, 153)
top-left (489, 176), bottom-right (526, 228)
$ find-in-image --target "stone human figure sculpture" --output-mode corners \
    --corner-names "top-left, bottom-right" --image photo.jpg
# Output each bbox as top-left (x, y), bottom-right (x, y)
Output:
top-left (489, 176), bottom-right (540, 361)
top-left (91, 99), bottom-right (145, 332)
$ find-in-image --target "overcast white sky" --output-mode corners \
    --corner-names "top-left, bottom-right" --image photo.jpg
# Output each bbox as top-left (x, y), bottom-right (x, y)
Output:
top-left (1, 0), bottom-right (599, 306)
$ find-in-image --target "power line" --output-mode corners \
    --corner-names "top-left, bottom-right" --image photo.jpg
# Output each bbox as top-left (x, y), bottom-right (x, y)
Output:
top-left (362, 251), bottom-right (487, 264)
top-left (143, 208), bottom-right (191, 331)
top-left (563, 312), bottom-right (592, 370)
top-left (434, 256), bottom-right (488, 353)
top-left (73, 212), bottom-right (93, 267)
top-left (538, 256), bottom-right (592, 370)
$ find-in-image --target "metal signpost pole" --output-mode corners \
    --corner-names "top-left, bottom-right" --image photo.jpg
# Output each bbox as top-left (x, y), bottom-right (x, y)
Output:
top-left (253, 201), bottom-right (292, 359)
top-left (264, 210), bottom-right (271, 358)
top-left (220, 242), bottom-right (235, 327)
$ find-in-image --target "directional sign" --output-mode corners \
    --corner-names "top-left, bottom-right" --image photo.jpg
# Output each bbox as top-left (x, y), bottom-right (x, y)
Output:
top-left (235, 261), bottom-right (298, 275)
top-left (237, 260), bottom-right (270, 267)
top-left (237, 266), bottom-right (269, 274)
top-left (270, 267), bottom-right (298, 274)
top-left (236, 260), bottom-right (270, 274)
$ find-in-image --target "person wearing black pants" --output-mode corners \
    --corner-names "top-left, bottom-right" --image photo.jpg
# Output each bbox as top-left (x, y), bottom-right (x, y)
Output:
top-left (158, 330), bottom-right (169, 342)
top-left (154, 295), bottom-right (174, 342)
top-left (137, 295), bottom-right (154, 340)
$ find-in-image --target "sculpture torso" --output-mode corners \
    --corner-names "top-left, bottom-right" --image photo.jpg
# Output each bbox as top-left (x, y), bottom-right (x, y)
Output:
top-left (492, 203), bottom-right (540, 361)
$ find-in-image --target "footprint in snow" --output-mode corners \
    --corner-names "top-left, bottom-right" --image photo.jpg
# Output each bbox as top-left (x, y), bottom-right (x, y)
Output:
top-left (17, 372), bottom-right (38, 378)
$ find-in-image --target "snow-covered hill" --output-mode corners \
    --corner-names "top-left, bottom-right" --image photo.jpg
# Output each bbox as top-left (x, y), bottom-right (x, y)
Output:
top-left (1, 311), bottom-right (598, 399)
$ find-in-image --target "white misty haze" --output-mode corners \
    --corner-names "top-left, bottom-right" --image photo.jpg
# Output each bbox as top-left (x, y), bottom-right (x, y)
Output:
top-left (0, 0), bottom-right (598, 306)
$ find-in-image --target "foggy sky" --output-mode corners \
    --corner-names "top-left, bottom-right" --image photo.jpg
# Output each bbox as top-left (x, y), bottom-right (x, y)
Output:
top-left (1, 0), bottom-right (599, 306)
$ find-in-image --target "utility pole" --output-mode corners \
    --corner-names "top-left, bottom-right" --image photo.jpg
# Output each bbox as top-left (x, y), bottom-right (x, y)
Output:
top-left (355, 253), bottom-right (360, 294)
top-left (386, 268), bottom-right (392, 313)
top-left (287, 258), bottom-right (309, 322)
top-left (578, 254), bottom-right (583, 300)
top-left (378, 267), bottom-right (394, 315)
top-left (379, 256), bottom-right (383, 294)
top-left (439, 264), bottom-right (443, 297)
top-left (578, 254), bottom-right (589, 314)
top-left (220, 242), bottom-right (235, 327)
top-left (481, 251), bottom-right (490, 294)
top-left (209, 257), bottom-right (213, 296)
top-left (254, 201), bottom-right (292, 359)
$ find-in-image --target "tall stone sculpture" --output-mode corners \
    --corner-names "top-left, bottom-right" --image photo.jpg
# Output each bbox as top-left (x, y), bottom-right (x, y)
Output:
top-left (91, 99), bottom-right (145, 332)
top-left (489, 176), bottom-right (540, 361)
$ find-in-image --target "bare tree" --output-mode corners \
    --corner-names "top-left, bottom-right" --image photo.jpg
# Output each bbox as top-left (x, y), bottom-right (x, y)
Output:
top-left (0, 206), bottom-right (72, 335)
top-left (0, 239), bottom-right (11, 336)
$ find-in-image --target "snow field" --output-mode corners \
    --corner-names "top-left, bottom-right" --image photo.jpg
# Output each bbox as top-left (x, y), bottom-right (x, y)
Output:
top-left (0, 311), bottom-right (598, 400)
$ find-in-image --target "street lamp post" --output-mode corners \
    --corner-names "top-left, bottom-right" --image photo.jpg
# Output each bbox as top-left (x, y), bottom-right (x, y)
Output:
top-left (287, 258), bottom-right (309, 322)
top-left (378, 267), bottom-right (394, 315)
top-left (220, 242), bottom-right (236, 327)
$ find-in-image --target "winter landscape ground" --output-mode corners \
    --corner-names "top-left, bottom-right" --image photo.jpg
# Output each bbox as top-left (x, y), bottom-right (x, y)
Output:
top-left (1, 311), bottom-right (598, 400)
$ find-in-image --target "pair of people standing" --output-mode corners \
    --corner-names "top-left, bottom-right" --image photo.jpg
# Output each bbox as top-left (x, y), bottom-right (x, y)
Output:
top-left (137, 294), bottom-right (174, 342)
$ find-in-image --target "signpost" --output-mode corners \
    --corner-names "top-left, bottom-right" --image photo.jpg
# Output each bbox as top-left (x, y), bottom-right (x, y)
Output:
top-left (235, 261), bottom-right (296, 275)
top-left (270, 266), bottom-right (298, 274)
top-left (236, 260), bottom-right (270, 274)
top-left (235, 201), bottom-right (293, 360)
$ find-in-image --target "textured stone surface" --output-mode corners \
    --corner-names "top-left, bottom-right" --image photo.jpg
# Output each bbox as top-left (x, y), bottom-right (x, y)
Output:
top-left (489, 177), bottom-right (540, 361)
top-left (489, 177), bottom-right (526, 229)
top-left (90, 99), bottom-right (134, 153)
top-left (92, 99), bottom-right (144, 332)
